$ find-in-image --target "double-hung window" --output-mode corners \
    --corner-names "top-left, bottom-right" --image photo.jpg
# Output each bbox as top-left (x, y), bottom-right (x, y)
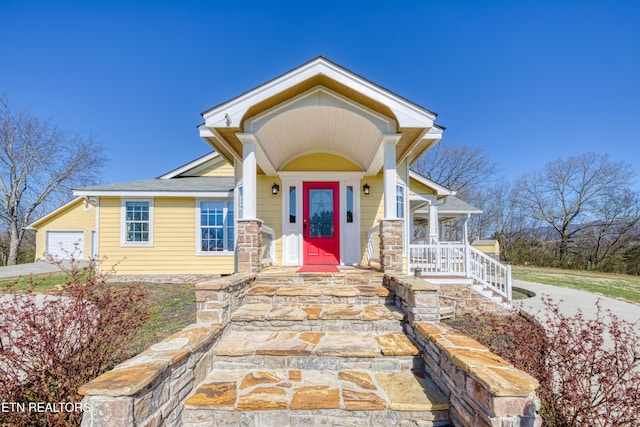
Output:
top-left (121, 200), bottom-right (153, 246)
top-left (198, 200), bottom-right (234, 254)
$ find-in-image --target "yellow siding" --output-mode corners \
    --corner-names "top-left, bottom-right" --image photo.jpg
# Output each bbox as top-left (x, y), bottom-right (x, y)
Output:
top-left (282, 153), bottom-right (362, 172)
top-left (256, 175), bottom-right (282, 265)
top-left (409, 177), bottom-right (437, 196)
top-left (34, 199), bottom-right (96, 260)
top-left (359, 174), bottom-right (384, 265)
top-left (193, 160), bottom-right (234, 177)
top-left (177, 157), bottom-right (234, 177)
top-left (98, 197), bottom-right (234, 275)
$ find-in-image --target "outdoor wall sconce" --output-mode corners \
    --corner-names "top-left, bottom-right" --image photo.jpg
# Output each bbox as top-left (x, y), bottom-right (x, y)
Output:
top-left (362, 183), bottom-right (370, 195)
top-left (272, 183), bottom-right (280, 195)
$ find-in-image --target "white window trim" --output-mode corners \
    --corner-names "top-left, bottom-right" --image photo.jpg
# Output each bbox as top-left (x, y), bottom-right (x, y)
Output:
top-left (196, 198), bottom-right (235, 256)
top-left (120, 198), bottom-right (154, 247)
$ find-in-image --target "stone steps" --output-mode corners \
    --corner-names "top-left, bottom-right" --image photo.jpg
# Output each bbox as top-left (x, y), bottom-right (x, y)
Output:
top-left (230, 302), bottom-right (405, 332)
top-left (212, 330), bottom-right (420, 364)
top-left (255, 270), bottom-right (385, 287)
top-left (245, 283), bottom-right (395, 305)
top-left (183, 272), bottom-right (452, 426)
top-left (183, 368), bottom-right (450, 427)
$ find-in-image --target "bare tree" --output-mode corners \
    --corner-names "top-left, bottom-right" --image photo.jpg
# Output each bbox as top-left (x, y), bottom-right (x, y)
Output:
top-left (412, 141), bottom-right (500, 242)
top-left (412, 141), bottom-right (498, 199)
top-left (0, 96), bottom-right (105, 265)
top-left (512, 152), bottom-right (638, 263)
top-left (572, 189), bottom-right (640, 270)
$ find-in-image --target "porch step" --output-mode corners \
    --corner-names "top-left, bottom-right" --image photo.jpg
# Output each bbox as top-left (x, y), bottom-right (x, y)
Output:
top-left (255, 269), bottom-right (385, 287)
top-left (419, 275), bottom-right (474, 286)
top-left (231, 303), bottom-right (405, 332)
top-left (183, 368), bottom-right (450, 426)
top-left (245, 283), bottom-right (395, 305)
top-left (212, 330), bottom-right (421, 366)
top-left (471, 284), bottom-right (508, 305)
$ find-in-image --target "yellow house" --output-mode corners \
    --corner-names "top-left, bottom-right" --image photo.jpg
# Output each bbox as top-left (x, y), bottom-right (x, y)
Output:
top-left (31, 57), bottom-right (495, 280)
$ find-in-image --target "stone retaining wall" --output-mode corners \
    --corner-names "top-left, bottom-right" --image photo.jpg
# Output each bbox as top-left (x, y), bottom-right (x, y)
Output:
top-left (195, 273), bottom-right (257, 324)
top-left (387, 274), bottom-right (541, 426)
top-left (385, 274), bottom-right (440, 323)
top-left (412, 323), bottom-right (541, 427)
top-left (79, 324), bottom-right (222, 427)
top-left (80, 273), bottom-right (258, 426)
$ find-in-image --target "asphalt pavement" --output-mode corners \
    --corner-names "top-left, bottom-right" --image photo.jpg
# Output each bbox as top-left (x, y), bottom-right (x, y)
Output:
top-left (513, 279), bottom-right (640, 333)
top-left (0, 260), bottom-right (89, 279)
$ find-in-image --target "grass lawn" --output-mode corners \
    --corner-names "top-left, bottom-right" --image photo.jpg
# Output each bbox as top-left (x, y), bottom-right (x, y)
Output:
top-left (0, 273), bottom-right (197, 356)
top-left (512, 265), bottom-right (640, 304)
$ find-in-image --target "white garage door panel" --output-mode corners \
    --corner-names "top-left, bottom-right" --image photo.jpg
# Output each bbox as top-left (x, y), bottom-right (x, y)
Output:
top-left (47, 231), bottom-right (84, 259)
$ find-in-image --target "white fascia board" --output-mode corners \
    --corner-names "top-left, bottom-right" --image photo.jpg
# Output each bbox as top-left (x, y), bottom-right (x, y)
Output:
top-left (203, 57), bottom-right (437, 130)
top-left (409, 170), bottom-right (453, 196)
top-left (73, 190), bottom-right (234, 198)
top-left (200, 126), bottom-right (242, 163)
top-left (158, 151), bottom-right (221, 179)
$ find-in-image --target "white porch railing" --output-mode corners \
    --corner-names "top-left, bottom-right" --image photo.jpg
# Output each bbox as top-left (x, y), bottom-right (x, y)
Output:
top-left (409, 242), bottom-right (512, 301)
top-left (409, 243), bottom-right (466, 275)
top-left (468, 246), bottom-right (512, 301)
top-left (260, 224), bottom-right (276, 266)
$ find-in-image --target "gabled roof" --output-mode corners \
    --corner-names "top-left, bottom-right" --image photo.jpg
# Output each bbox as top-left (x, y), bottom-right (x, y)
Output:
top-left (158, 151), bottom-right (222, 179)
top-left (201, 56), bottom-right (439, 124)
top-left (436, 195), bottom-right (483, 216)
top-left (27, 197), bottom-right (85, 229)
top-left (409, 170), bottom-right (455, 197)
top-left (73, 177), bottom-right (234, 197)
top-left (199, 57), bottom-right (443, 173)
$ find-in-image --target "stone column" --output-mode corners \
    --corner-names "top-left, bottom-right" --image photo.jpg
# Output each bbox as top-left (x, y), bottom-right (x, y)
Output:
top-left (236, 219), bottom-right (263, 273)
top-left (379, 219), bottom-right (404, 274)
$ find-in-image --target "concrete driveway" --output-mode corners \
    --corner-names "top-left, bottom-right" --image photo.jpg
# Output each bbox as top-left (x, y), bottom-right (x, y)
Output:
top-left (514, 279), bottom-right (640, 333)
top-left (0, 260), bottom-right (90, 279)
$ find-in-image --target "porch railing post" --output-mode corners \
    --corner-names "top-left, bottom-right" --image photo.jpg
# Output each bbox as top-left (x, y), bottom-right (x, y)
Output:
top-left (464, 240), bottom-right (472, 279)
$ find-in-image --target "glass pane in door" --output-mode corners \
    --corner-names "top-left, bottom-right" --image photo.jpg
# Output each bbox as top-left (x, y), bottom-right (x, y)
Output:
top-left (309, 189), bottom-right (334, 238)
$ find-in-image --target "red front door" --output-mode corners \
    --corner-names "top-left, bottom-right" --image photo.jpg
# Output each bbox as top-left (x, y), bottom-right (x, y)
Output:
top-left (303, 182), bottom-right (340, 265)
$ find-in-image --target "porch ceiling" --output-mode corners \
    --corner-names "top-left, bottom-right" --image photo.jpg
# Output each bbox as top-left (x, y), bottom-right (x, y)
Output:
top-left (254, 105), bottom-right (383, 173)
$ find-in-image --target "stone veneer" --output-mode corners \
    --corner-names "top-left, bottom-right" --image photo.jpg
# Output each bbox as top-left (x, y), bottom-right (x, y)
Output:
top-left (80, 274), bottom-right (258, 426)
top-left (236, 219), bottom-right (263, 273)
top-left (106, 274), bottom-right (221, 284)
top-left (195, 273), bottom-right (257, 325)
top-left (411, 323), bottom-right (541, 427)
top-left (388, 274), bottom-right (541, 427)
top-left (79, 324), bottom-right (222, 427)
top-left (379, 219), bottom-right (404, 274)
top-left (79, 271), bottom-right (540, 427)
top-left (385, 274), bottom-right (440, 323)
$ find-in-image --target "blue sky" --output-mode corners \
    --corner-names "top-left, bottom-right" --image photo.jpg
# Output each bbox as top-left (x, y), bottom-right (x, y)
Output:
top-left (1, 0), bottom-right (639, 189)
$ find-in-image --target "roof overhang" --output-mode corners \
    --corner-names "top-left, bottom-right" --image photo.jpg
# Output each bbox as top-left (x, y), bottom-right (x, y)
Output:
top-left (200, 57), bottom-right (443, 175)
top-left (72, 190), bottom-right (233, 198)
top-left (409, 171), bottom-right (454, 197)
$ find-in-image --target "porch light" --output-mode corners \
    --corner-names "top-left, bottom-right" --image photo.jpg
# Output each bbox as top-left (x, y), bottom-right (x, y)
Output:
top-left (271, 183), bottom-right (280, 195)
top-left (362, 183), bottom-right (370, 195)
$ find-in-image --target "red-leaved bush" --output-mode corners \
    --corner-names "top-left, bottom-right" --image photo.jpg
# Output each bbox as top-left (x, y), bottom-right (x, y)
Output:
top-left (453, 296), bottom-right (640, 426)
top-left (0, 258), bottom-right (149, 426)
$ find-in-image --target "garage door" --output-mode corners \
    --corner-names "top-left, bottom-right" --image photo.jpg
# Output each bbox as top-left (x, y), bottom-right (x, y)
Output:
top-left (46, 231), bottom-right (84, 260)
